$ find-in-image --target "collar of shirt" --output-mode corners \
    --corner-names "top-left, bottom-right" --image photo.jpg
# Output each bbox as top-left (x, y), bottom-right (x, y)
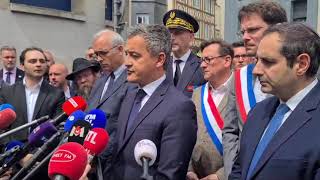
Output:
top-left (113, 64), bottom-right (126, 80)
top-left (140, 75), bottom-right (166, 98)
top-left (209, 73), bottom-right (233, 93)
top-left (23, 77), bottom-right (43, 92)
top-left (281, 78), bottom-right (318, 112)
top-left (172, 49), bottom-right (191, 63)
top-left (3, 67), bottom-right (17, 75)
top-left (64, 86), bottom-right (71, 99)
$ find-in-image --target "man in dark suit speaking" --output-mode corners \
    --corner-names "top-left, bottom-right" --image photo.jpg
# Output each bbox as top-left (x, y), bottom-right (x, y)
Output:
top-left (0, 47), bottom-right (65, 144)
top-left (108, 24), bottom-right (197, 180)
top-left (230, 23), bottom-right (320, 180)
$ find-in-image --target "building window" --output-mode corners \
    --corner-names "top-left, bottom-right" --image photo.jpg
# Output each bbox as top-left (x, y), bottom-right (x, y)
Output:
top-left (10, 0), bottom-right (71, 11)
top-left (105, 0), bottom-right (113, 21)
top-left (195, 21), bottom-right (201, 39)
top-left (136, 14), bottom-right (150, 24)
top-left (204, 24), bottom-right (212, 39)
top-left (193, 0), bottom-right (200, 9)
top-left (204, 0), bottom-right (212, 13)
top-left (292, 0), bottom-right (307, 22)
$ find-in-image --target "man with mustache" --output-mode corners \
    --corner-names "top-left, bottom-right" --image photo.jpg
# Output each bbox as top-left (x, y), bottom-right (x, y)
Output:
top-left (222, 2), bottom-right (287, 178)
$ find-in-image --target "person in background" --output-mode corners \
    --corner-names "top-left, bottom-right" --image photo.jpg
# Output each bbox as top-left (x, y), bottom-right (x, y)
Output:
top-left (0, 46), bottom-right (24, 85)
top-left (187, 39), bottom-right (233, 180)
top-left (49, 63), bottom-right (71, 99)
top-left (231, 41), bottom-right (253, 70)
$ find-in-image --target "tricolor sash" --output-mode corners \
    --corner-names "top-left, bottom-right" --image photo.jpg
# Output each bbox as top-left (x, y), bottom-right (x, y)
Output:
top-left (235, 64), bottom-right (256, 123)
top-left (200, 83), bottom-right (224, 156)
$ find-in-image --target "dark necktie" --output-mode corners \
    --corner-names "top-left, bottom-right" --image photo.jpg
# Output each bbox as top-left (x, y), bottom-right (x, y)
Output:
top-left (246, 103), bottom-right (290, 179)
top-left (5, 71), bottom-right (11, 84)
top-left (174, 60), bottom-right (182, 86)
top-left (106, 72), bottom-right (115, 92)
top-left (126, 89), bottom-right (147, 135)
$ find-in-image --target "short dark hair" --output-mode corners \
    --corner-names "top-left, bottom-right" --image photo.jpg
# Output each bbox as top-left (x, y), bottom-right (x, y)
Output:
top-left (263, 22), bottom-right (320, 77)
top-left (232, 41), bottom-right (245, 48)
top-left (200, 39), bottom-right (234, 58)
top-left (238, 1), bottom-right (287, 25)
top-left (20, 47), bottom-right (46, 65)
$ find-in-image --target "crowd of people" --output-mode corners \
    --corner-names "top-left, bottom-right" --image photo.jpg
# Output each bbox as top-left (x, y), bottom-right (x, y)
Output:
top-left (0, 1), bottom-right (320, 180)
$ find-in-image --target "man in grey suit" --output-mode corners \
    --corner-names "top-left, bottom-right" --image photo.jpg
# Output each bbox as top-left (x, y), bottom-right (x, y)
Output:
top-left (222, 2), bottom-right (287, 177)
top-left (163, 9), bottom-right (206, 98)
top-left (108, 24), bottom-right (197, 180)
top-left (88, 29), bottom-right (133, 176)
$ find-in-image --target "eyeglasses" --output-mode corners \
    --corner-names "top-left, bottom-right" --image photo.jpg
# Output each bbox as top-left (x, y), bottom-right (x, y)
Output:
top-left (234, 54), bottom-right (249, 59)
top-left (237, 26), bottom-right (264, 38)
top-left (93, 46), bottom-right (118, 58)
top-left (200, 55), bottom-right (225, 64)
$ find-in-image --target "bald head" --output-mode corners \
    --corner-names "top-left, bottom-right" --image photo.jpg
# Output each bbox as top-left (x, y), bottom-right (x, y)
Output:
top-left (49, 63), bottom-right (69, 90)
top-left (92, 29), bottom-right (125, 73)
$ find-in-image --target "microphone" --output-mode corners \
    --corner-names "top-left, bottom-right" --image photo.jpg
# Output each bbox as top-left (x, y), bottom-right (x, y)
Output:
top-left (64, 110), bottom-right (86, 133)
top-left (48, 142), bottom-right (88, 180)
top-left (0, 108), bottom-right (16, 129)
top-left (0, 96), bottom-right (86, 140)
top-left (0, 104), bottom-right (14, 111)
top-left (84, 109), bottom-right (107, 128)
top-left (11, 131), bottom-right (62, 180)
top-left (50, 96), bottom-right (87, 126)
top-left (0, 140), bottom-right (23, 165)
top-left (68, 120), bottom-right (92, 145)
top-left (134, 139), bottom-right (157, 180)
top-left (83, 128), bottom-right (109, 162)
top-left (28, 121), bottom-right (57, 147)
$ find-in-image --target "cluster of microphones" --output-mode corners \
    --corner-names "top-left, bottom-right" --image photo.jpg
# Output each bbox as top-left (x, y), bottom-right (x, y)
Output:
top-left (0, 96), bottom-right (158, 180)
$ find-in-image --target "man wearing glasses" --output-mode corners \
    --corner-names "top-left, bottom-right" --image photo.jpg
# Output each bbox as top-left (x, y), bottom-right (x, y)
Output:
top-left (88, 29), bottom-right (134, 179)
top-left (223, 1), bottom-right (287, 178)
top-left (231, 41), bottom-right (254, 70)
top-left (163, 9), bottom-right (206, 98)
top-left (187, 39), bottom-right (233, 180)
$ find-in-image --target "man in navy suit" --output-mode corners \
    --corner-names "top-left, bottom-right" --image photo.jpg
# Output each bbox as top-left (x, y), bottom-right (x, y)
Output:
top-left (108, 24), bottom-right (197, 180)
top-left (163, 9), bottom-right (206, 98)
top-left (230, 23), bottom-right (320, 180)
top-left (0, 46), bottom-right (24, 85)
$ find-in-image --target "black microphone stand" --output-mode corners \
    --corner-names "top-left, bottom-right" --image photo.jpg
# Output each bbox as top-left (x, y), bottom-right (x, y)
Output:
top-left (140, 157), bottom-right (153, 180)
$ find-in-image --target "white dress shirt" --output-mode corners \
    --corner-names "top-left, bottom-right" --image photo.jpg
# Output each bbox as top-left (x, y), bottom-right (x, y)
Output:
top-left (139, 75), bottom-right (166, 110)
top-left (172, 50), bottom-right (191, 78)
top-left (24, 78), bottom-right (43, 123)
top-left (209, 74), bottom-right (233, 107)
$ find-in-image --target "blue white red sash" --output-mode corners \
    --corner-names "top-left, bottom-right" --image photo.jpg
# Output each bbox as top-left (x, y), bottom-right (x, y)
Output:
top-left (235, 64), bottom-right (256, 123)
top-left (200, 83), bottom-right (223, 156)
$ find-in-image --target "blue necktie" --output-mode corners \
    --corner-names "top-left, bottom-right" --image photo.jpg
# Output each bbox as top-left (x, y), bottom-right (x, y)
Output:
top-left (5, 71), bottom-right (11, 84)
top-left (125, 89), bottom-right (147, 135)
top-left (246, 103), bottom-right (290, 179)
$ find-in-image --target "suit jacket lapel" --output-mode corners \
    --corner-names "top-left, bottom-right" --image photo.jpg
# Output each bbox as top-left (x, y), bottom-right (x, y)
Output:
top-left (251, 83), bottom-right (320, 177)
top-left (117, 80), bottom-right (169, 154)
top-left (242, 97), bottom-right (278, 179)
top-left (165, 58), bottom-right (174, 83)
top-left (0, 69), bottom-right (3, 81)
top-left (100, 71), bottom-right (127, 104)
top-left (17, 82), bottom-right (28, 122)
top-left (177, 53), bottom-right (199, 90)
top-left (32, 82), bottom-right (48, 120)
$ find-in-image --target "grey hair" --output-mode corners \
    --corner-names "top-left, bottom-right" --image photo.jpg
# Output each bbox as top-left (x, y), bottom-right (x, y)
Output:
top-left (0, 46), bottom-right (16, 54)
top-left (93, 29), bottom-right (124, 46)
top-left (128, 24), bottom-right (172, 62)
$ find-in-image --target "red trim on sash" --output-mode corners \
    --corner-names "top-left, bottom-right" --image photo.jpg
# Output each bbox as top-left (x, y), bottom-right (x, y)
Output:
top-left (235, 70), bottom-right (248, 123)
top-left (207, 88), bottom-right (224, 129)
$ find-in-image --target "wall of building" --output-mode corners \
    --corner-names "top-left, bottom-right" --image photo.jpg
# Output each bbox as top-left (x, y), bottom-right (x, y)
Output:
top-left (0, 0), bottom-right (106, 69)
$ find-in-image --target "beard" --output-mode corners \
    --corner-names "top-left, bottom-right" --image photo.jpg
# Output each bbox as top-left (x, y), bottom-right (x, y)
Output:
top-left (77, 85), bottom-right (93, 101)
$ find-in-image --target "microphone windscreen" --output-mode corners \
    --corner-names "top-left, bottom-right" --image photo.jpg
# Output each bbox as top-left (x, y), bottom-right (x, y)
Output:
top-left (84, 109), bottom-right (107, 129)
top-left (83, 128), bottom-right (109, 156)
top-left (62, 96), bottom-right (87, 116)
top-left (0, 104), bottom-right (14, 111)
top-left (68, 120), bottom-right (92, 145)
top-left (134, 139), bottom-right (157, 166)
top-left (5, 140), bottom-right (24, 152)
top-left (48, 142), bottom-right (88, 180)
top-left (64, 110), bottom-right (86, 133)
top-left (0, 108), bottom-right (16, 129)
top-left (28, 122), bottom-right (57, 147)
